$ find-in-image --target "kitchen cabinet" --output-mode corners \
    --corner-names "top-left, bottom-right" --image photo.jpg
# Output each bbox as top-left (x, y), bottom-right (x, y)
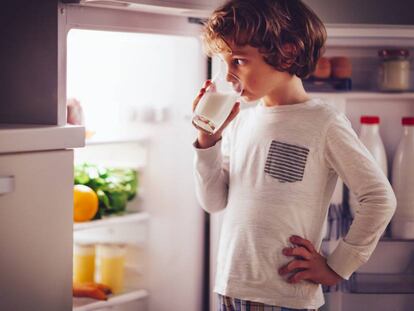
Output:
top-left (0, 0), bottom-right (66, 125)
top-left (0, 128), bottom-right (84, 310)
top-left (0, 124), bottom-right (83, 311)
top-left (0, 150), bottom-right (74, 311)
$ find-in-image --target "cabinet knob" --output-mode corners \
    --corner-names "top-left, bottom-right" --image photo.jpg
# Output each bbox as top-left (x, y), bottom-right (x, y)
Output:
top-left (0, 176), bottom-right (15, 195)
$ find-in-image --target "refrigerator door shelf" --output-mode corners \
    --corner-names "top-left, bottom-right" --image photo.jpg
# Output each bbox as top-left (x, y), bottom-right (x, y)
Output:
top-left (356, 239), bottom-right (414, 274)
top-left (347, 273), bottom-right (414, 294)
top-left (340, 292), bottom-right (414, 311)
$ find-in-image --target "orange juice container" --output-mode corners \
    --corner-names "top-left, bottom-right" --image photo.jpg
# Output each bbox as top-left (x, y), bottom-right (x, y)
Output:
top-left (73, 243), bottom-right (95, 283)
top-left (96, 243), bottom-right (126, 294)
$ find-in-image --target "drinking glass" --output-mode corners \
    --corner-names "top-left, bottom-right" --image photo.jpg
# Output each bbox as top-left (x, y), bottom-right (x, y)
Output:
top-left (96, 243), bottom-right (126, 294)
top-left (192, 71), bottom-right (243, 135)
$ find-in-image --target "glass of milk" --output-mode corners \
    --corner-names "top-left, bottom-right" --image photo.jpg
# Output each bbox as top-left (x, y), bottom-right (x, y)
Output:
top-left (192, 72), bottom-right (243, 134)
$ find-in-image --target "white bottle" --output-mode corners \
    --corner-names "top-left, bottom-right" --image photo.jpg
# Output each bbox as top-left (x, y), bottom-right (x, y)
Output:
top-left (349, 116), bottom-right (388, 217)
top-left (391, 117), bottom-right (414, 239)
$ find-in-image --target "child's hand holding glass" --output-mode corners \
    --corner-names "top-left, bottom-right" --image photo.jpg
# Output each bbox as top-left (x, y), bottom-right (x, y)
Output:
top-left (192, 70), bottom-right (242, 149)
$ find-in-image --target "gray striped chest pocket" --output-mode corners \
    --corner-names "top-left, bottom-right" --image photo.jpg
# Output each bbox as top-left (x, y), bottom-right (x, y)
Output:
top-left (264, 141), bottom-right (309, 183)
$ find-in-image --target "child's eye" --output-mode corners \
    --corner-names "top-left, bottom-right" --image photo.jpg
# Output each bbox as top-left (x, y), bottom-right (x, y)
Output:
top-left (232, 58), bottom-right (245, 66)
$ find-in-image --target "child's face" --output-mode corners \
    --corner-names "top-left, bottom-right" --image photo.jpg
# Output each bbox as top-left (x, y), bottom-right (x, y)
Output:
top-left (219, 42), bottom-right (292, 103)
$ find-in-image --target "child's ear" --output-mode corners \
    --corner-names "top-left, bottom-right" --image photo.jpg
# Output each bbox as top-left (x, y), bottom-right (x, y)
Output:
top-left (281, 43), bottom-right (298, 69)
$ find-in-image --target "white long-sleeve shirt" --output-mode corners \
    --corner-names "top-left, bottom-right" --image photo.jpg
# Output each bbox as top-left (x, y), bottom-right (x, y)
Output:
top-left (193, 99), bottom-right (396, 309)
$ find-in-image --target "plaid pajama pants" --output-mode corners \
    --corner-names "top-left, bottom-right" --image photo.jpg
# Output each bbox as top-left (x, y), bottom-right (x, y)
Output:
top-left (217, 294), bottom-right (317, 311)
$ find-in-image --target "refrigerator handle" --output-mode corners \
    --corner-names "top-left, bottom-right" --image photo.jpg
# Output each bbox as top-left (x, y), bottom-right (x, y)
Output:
top-left (0, 176), bottom-right (15, 195)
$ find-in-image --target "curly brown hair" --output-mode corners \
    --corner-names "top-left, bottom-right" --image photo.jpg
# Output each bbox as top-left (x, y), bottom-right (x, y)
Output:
top-left (202, 0), bottom-right (326, 79)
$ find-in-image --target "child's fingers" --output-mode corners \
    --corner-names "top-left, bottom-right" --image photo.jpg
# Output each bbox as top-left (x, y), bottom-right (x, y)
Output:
top-left (209, 83), bottom-right (217, 92)
top-left (282, 259), bottom-right (310, 274)
top-left (282, 247), bottom-right (312, 260)
top-left (226, 102), bottom-right (241, 123)
top-left (191, 92), bottom-right (204, 112)
top-left (217, 102), bottom-right (240, 132)
top-left (288, 270), bottom-right (313, 284)
top-left (203, 79), bottom-right (212, 88)
top-left (290, 236), bottom-right (316, 253)
top-left (192, 80), bottom-right (212, 112)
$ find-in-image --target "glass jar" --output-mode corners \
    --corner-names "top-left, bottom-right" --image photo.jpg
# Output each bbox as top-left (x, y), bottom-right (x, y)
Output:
top-left (378, 49), bottom-right (411, 92)
top-left (96, 243), bottom-right (126, 294)
top-left (73, 243), bottom-right (95, 283)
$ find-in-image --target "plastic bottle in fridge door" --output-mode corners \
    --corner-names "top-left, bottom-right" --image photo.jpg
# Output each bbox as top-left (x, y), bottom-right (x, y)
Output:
top-left (391, 117), bottom-right (414, 238)
top-left (349, 116), bottom-right (388, 217)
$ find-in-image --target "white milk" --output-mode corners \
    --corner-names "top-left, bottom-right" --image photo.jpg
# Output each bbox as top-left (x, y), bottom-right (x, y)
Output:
top-left (349, 119), bottom-right (388, 217)
top-left (193, 92), bottom-right (238, 134)
top-left (391, 119), bottom-right (414, 238)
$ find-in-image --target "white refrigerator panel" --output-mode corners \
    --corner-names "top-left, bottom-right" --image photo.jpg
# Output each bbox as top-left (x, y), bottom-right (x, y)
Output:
top-left (0, 150), bottom-right (74, 311)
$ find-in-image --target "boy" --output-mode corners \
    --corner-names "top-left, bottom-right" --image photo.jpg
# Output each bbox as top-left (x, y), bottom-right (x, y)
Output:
top-left (192, 1), bottom-right (396, 310)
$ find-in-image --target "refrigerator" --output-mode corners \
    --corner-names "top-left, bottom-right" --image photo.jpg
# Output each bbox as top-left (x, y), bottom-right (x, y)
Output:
top-left (1, 1), bottom-right (414, 311)
top-left (65, 5), bottom-right (210, 311)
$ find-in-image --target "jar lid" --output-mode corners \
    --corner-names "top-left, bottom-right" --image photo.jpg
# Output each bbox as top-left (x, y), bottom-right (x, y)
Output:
top-left (361, 116), bottom-right (380, 124)
top-left (378, 49), bottom-right (410, 58)
top-left (402, 117), bottom-right (414, 126)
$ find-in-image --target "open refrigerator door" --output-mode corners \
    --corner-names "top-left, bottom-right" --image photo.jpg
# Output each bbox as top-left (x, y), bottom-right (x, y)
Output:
top-left (309, 26), bottom-right (414, 311)
top-left (64, 5), bottom-right (209, 310)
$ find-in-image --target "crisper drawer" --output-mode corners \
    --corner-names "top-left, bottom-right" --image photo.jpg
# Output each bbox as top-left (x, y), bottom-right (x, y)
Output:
top-left (0, 150), bottom-right (73, 311)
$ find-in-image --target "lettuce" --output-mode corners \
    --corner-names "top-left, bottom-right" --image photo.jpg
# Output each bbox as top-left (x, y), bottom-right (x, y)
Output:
top-left (74, 163), bottom-right (139, 218)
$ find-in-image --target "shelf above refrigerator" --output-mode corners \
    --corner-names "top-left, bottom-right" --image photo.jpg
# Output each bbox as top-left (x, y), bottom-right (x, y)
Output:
top-left (310, 92), bottom-right (414, 100)
top-left (74, 212), bottom-right (149, 232)
top-left (325, 24), bottom-right (414, 47)
top-left (73, 289), bottom-right (149, 311)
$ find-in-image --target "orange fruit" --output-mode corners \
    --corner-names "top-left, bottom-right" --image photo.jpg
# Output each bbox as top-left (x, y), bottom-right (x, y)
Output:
top-left (73, 184), bottom-right (99, 222)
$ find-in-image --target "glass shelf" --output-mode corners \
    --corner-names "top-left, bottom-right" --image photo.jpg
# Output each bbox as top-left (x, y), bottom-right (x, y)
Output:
top-left (325, 24), bottom-right (414, 48)
top-left (73, 289), bottom-right (149, 311)
top-left (73, 212), bottom-right (149, 232)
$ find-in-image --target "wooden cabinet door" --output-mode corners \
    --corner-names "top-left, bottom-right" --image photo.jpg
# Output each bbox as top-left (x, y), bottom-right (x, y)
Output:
top-left (0, 150), bottom-right (73, 311)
